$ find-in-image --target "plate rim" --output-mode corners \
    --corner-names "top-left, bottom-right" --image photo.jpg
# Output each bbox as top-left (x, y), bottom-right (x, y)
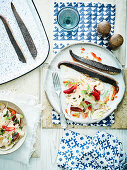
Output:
top-left (45, 42), bottom-right (125, 124)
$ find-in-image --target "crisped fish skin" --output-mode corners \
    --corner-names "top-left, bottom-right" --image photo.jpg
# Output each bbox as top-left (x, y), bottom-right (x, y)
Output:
top-left (0, 15), bottom-right (26, 63)
top-left (69, 50), bottom-right (121, 75)
top-left (58, 61), bottom-right (118, 88)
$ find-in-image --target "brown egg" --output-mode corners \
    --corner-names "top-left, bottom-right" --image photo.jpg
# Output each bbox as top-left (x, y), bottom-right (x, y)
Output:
top-left (109, 34), bottom-right (124, 50)
top-left (97, 21), bottom-right (111, 37)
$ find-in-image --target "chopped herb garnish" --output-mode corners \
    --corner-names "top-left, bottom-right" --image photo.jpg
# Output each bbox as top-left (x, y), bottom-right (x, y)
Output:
top-left (87, 104), bottom-right (92, 107)
top-left (0, 129), bottom-right (5, 135)
top-left (80, 101), bottom-right (91, 109)
top-left (88, 92), bottom-right (93, 96)
top-left (3, 110), bottom-right (9, 117)
top-left (83, 108), bottom-right (86, 112)
top-left (13, 118), bottom-right (19, 125)
top-left (81, 90), bottom-right (87, 96)
top-left (73, 89), bottom-right (76, 93)
top-left (63, 80), bottom-right (76, 87)
top-left (19, 126), bottom-right (23, 130)
top-left (12, 132), bottom-right (18, 138)
top-left (103, 90), bottom-right (109, 99)
top-left (10, 115), bottom-right (15, 119)
top-left (64, 83), bottom-right (69, 87)
top-left (77, 80), bottom-right (81, 83)
top-left (6, 116), bottom-right (10, 120)
top-left (5, 114), bottom-right (15, 120)
top-left (87, 84), bottom-right (90, 91)
top-left (8, 135), bottom-right (12, 142)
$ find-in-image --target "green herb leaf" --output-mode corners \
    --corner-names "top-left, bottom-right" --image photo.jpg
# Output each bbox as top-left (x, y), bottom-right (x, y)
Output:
top-left (6, 116), bottom-right (10, 120)
top-left (80, 101), bottom-right (87, 108)
top-left (83, 108), bottom-right (86, 112)
top-left (0, 129), bottom-right (5, 135)
top-left (88, 93), bottom-right (93, 96)
top-left (64, 80), bottom-right (76, 87)
top-left (103, 90), bottom-right (109, 99)
top-left (64, 83), bottom-right (69, 87)
top-left (13, 118), bottom-right (19, 125)
top-left (3, 110), bottom-right (9, 117)
top-left (77, 80), bottom-right (81, 84)
top-left (80, 101), bottom-right (91, 109)
top-left (81, 90), bottom-right (87, 96)
top-left (87, 84), bottom-right (90, 91)
top-left (8, 135), bottom-right (12, 142)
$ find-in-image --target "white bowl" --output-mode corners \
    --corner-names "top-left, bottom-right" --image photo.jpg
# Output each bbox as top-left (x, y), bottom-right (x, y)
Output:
top-left (0, 100), bottom-right (27, 155)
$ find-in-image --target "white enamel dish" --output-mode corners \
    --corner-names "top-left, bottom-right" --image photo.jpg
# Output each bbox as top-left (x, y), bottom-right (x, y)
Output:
top-left (0, 100), bottom-right (27, 155)
top-left (0, 0), bottom-right (49, 85)
top-left (44, 43), bottom-right (125, 124)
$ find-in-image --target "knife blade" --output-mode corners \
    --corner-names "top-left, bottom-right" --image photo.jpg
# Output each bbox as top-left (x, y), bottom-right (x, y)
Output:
top-left (11, 2), bottom-right (37, 59)
top-left (0, 15), bottom-right (26, 63)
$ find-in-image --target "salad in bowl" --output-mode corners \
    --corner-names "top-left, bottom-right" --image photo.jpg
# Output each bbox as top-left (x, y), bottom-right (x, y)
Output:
top-left (0, 101), bottom-right (27, 154)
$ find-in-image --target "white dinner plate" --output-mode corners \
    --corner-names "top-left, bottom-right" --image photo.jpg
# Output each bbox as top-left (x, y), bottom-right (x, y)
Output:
top-left (44, 43), bottom-right (125, 124)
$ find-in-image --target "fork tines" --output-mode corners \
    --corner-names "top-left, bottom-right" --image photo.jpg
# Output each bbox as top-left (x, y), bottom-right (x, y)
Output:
top-left (52, 72), bottom-right (61, 90)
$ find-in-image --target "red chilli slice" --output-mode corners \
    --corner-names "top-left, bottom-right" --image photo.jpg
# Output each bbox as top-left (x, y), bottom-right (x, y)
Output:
top-left (63, 85), bottom-right (77, 94)
top-left (92, 85), bottom-right (100, 101)
top-left (2, 125), bottom-right (15, 131)
top-left (70, 106), bottom-right (83, 112)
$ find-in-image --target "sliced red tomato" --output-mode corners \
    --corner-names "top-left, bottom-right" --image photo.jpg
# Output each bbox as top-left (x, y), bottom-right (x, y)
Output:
top-left (11, 110), bottom-right (16, 121)
top-left (84, 101), bottom-right (92, 110)
top-left (63, 85), bottom-right (77, 94)
top-left (2, 125), bottom-right (15, 131)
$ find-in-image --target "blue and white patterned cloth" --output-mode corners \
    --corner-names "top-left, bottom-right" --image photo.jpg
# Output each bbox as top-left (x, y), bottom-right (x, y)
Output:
top-left (52, 2), bottom-right (116, 126)
top-left (53, 2), bottom-right (116, 54)
top-left (57, 130), bottom-right (125, 170)
top-left (52, 110), bottom-right (115, 126)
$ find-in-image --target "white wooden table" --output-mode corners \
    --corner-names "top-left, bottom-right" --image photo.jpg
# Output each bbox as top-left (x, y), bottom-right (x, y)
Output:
top-left (0, 0), bottom-right (127, 170)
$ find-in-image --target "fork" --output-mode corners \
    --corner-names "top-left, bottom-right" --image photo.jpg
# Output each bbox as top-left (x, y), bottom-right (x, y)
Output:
top-left (52, 72), bottom-right (67, 128)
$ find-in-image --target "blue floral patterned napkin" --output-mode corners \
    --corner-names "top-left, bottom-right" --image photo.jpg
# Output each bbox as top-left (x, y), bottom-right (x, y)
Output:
top-left (57, 130), bottom-right (125, 170)
top-left (52, 110), bottom-right (114, 126)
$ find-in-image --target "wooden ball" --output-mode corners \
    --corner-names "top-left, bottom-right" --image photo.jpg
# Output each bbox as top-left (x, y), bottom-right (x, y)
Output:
top-left (97, 21), bottom-right (111, 37)
top-left (109, 34), bottom-right (124, 50)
